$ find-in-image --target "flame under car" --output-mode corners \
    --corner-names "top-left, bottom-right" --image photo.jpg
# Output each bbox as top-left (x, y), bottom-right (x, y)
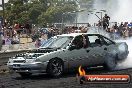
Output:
top-left (7, 33), bottom-right (129, 78)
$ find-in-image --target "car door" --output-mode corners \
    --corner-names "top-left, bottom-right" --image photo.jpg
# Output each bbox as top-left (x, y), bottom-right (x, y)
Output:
top-left (66, 35), bottom-right (89, 69)
top-left (99, 35), bottom-right (116, 57)
top-left (84, 35), bottom-right (105, 66)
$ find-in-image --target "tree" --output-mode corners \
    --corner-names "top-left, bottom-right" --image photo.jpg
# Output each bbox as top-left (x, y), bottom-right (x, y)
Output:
top-left (28, 1), bottom-right (47, 24)
top-left (4, 0), bottom-right (78, 27)
top-left (38, 1), bottom-right (77, 26)
top-left (5, 0), bottom-right (30, 25)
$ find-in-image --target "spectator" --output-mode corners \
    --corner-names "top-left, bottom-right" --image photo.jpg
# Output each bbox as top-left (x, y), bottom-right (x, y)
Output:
top-left (123, 28), bottom-right (129, 38)
top-left (14, 22), bottom-right (19, 30)
top-left (112, 22), bottom-right (120, 39)
top-left (98, 20), bottom-right (102, 27)
top-left (82, 27), bottom-right (88, 33)
top-left (122, 22), bottom-right (129, 38)
top-left (47, 27), bottom-right (55, 39)
top-left (5, 36), bottom-right (11, 45)
top-left (35, 38), bottom-right (41, 48)
top-left (103, 14), bottom-right (110, 30)
top-left (71, 26), bottom-right (75, 33)
top-left (118, 22), bottom-right (124, 37)
top-left (40, 33), bottom-right (47, 45)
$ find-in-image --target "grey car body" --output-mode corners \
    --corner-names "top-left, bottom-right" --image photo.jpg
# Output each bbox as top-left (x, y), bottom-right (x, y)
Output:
top-left (7, 33), bottom-right (129, 77)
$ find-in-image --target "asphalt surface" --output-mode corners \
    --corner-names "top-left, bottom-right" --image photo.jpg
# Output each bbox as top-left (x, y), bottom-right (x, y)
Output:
top-left (0, 52), bottom-right (132, 88)
top-left (0, 67), bottom-right (132, 88)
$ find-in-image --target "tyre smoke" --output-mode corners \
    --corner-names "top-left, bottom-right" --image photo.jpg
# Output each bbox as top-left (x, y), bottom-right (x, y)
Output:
top-left (78, 0), bottom-right (132, 24)
top-left (111, 0), bottom-right (132, 22)
top-left (90, 0), bottom-right (132, 70)
top-left (78, 0), bottom-right (132, 70)
top-left (115, 38), bottom-right (132, 69)
top-left (87, 28), bottom-right (132, 70)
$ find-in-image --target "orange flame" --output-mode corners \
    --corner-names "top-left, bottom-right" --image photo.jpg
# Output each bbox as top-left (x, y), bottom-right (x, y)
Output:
top-left (78, 66), bottom-right (86, 76)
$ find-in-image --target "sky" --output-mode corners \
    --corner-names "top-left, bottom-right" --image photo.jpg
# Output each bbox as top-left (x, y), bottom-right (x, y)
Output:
top-left (0, 0), bottom-right (9, 10)
top-left (0, 0), bottom-right (9, 4)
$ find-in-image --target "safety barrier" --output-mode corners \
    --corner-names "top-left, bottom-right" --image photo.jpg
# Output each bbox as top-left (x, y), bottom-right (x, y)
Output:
top-left (1, 43), bottom-right (35, 51)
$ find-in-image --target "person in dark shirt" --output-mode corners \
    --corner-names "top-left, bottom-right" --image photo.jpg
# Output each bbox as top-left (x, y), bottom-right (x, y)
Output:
top-left (72, 35), bottom-right (89, 49)
top-left (103, 14), bottom-right (110, 30)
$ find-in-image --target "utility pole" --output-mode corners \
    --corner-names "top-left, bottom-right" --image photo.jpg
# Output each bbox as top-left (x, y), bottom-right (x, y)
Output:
top-left (75, 13), bottom-right (77, 27)
top-left (61, 13), bottom-right (65, 33)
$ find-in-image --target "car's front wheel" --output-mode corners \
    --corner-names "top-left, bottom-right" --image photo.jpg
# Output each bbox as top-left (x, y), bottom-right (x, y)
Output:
top-left (47, 58), bottom-right (64, 77)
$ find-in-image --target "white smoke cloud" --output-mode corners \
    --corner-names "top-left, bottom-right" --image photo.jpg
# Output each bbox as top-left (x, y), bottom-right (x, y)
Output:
top-left (115, 38), bottom-right (132, 69)
top-left (78, 0), bottom-right (132, 24)
top-left (87, 27), bottom-right (110, 38)
top-left (111, 0), bottom-right (132, 22)
top-left (78, 0), bottom-right (132, 70)
top-left (88, 27), bottom-right (132, 69)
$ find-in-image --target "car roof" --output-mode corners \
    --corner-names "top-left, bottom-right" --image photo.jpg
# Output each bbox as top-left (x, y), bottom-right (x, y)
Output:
top-left (57, 33), bottom-right (101, 37)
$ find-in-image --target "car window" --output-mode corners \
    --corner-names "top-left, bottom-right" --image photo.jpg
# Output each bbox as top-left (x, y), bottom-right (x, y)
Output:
top-left (50, 37), bottom-right (66, 47)
top-left (40, 37), bottom-right (56, 47)
top-left (88, 36), bottom-right (98, 43)
top-left (72, 35), bottom-right (91, 49)
top-left (72, 35), bottom-right (83, 49)
top-left (101, 37), bottom-right (115, 45)
top-left (40, 36), bottom-right (73, 49)
top-left (88, 35), bottom-right (102, 47)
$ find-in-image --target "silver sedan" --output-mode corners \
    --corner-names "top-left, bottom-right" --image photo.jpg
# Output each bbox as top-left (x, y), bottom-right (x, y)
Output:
top-left (7, 33), bottom-right (129, 77)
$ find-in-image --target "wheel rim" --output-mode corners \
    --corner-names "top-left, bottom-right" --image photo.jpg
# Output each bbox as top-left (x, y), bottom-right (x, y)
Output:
top-left (51, 60), bottom-right (63, 75)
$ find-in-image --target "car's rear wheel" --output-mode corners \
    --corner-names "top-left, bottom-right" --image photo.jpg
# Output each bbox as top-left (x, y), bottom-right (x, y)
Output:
top-left (19, 73), bottom-right (32, 78)
top-left (104, 54), bottom-right (117, 70)
top-left (47, 58), bottom-right (64, 77)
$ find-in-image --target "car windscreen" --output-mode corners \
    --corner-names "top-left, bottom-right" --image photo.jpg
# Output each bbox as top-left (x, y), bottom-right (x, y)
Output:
top-left (40, 37), bottom-right (56, 48)
top-left (40, 36), bottom-right (73, 49)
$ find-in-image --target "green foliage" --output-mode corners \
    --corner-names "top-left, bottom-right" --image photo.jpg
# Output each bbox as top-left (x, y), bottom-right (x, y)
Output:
top-left (4, 0), bottom-right (78, 26)
top-left (38, 1), bottom-right (77, 26)
top-left (28, 3), bottom-right (45, 24)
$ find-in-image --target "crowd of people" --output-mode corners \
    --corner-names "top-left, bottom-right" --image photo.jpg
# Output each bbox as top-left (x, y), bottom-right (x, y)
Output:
top-left (106, 22), bottom-right (132, 39)
top-left (0, 21), bottom-right (32, 45)
top-left (95, 14), bottom-right (132, 39)
top-left (63, 25), bottom-right (89, 34)
top-left (96, 13), bottom-right (132, 39)
top-left (33, 27), bottom-right (61, 48)
top-left (34, 25), bottom-right (90, 47)
top-left (1, 13), bottom-right (132, 48)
